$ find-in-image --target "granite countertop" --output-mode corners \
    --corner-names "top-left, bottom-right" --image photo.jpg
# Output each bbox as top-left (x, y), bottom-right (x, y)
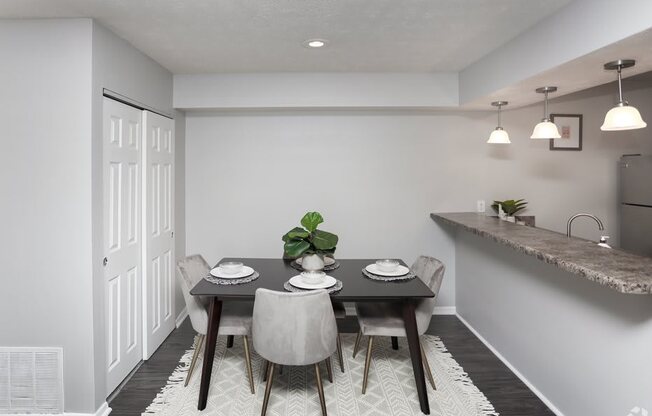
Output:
top-left (432, 212), bottom-right (652, 295)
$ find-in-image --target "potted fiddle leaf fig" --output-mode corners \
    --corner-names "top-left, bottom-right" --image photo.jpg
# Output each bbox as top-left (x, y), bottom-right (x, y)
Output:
top-left (491, 199), bottom-right (528, 222)
top-left (282, 212), bottom-right (338, 271)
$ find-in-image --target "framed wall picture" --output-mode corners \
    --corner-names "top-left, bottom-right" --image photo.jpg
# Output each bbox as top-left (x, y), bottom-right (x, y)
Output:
top-left (550, 114), bottom-right (582, 151)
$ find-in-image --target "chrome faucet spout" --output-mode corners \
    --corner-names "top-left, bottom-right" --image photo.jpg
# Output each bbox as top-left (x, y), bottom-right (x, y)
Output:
top-left (566, 213), bottom-right (605, 238)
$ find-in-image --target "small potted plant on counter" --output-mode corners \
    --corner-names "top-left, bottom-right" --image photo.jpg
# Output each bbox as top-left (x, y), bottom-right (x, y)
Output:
top-left (282, 211), bottom-right (338, 271)
top-left (492, 199), bottom-right (528, 223)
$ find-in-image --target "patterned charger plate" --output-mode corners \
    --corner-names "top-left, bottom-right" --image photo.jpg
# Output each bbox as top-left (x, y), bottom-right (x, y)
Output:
top-left (205, 271), bottom-right (259, 285)
top-left (290, 260), bottom-right (340, 272)
top-left (284, 279), bottom-right (343, 294)
top-left (362, 268), bottom-right (416, 282)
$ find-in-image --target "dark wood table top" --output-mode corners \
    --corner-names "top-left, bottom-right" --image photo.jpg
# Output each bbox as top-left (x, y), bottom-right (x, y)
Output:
top-left (190, 258), bottom-right (434, 302)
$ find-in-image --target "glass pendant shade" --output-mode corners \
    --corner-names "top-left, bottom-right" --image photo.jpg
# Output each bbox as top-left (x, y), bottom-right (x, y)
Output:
top-left (531, 120), bottom-right (561, 139)
top-left (601, 103), bottom-right (647, 131)
top-left (487, 128), bottom-right (510, 144)
top-left (601, 60), bottom-right (647, 131)
top-left (487, 101), bottom-right (510, 144)
top-left (530, 87), bottom-right (560, 139)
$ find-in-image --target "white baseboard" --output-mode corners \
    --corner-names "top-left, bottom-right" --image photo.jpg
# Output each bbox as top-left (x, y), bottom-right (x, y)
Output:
top-left (455, 313), bottom-right (564, 416)
top-left (343, 305), bottom-right (456, 316)
top-left (175, 306), bottom-right (188, 328)
top-left (21, 401), bottom-right (112, 416)
top-left (433, 306), bottom-right (456, 315)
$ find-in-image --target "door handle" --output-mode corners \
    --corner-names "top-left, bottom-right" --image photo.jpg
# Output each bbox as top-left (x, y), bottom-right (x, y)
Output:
top-left (103, 257), bottom-right (108, 267)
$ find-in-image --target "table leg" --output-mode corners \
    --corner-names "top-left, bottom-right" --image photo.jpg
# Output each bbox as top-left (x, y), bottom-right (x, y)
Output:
top-left (402, 300), bottom-right (429, 415)
top-left (198, 297), bottom-right (222, 410)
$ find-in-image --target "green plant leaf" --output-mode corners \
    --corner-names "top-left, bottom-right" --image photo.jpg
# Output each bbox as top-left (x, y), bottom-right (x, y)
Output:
top-left (311, 229), bottom-right (338, 250)
top-left (282, 227), bottom-right (309, 242)
top-left (300, 212), bottom-right (324, 233)
top-left (284, 239), bottom-right (311, 258)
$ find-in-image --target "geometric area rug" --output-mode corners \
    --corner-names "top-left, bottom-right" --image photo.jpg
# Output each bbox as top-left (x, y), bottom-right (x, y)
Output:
top-left (143, 334), bottom-right (498, 416)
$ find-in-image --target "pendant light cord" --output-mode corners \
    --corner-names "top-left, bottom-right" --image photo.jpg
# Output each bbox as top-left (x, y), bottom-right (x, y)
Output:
top-left (543, 91), bottom-right (549, 119)
top-left (497, 104), bottom-right (502, 128)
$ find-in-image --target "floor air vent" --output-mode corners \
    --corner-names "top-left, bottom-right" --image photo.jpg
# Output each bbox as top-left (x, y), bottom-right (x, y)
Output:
top-left (0, 347), bottom-right (63, 414)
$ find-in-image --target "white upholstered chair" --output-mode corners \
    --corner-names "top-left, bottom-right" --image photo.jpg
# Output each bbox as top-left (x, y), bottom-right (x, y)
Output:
top-left (253, 288), bottom-right (338, 416)
top-left (353, 256), bottom-right (445, 394)
top-left (176, 254), bottom-right (256, 393)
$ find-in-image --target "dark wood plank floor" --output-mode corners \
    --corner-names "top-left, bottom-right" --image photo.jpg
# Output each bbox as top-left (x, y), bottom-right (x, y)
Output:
top-left (108, 315), bottom-right (553, 415)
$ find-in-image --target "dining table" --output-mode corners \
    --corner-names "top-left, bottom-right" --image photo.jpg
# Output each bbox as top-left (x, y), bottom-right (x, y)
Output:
top-left (190, 257), bottom-right (436, 415)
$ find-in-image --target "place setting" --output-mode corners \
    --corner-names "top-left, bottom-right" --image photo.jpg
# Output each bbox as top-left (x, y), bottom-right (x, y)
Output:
top-left (205, 261), bottom-right (260, 285)
top-left (362, 259), bottom-right (416, 281)
top-left (284, 270), bottom-right (343, 294)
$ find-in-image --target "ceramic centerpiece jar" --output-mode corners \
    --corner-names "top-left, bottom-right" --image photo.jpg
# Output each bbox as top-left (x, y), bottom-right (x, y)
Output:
top-left (301, 253), bottom-right (325, 271)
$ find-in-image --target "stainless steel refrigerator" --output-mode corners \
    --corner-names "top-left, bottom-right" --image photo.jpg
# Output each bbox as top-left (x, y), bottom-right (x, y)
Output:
top-left (620, 155), bottom-right (652, 257)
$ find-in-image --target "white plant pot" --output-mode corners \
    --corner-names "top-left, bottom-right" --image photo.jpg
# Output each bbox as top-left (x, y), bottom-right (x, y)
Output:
top-left (301, 254), bottom-right (325, 271)
top-left (505, 216), bottom-right (516, 223)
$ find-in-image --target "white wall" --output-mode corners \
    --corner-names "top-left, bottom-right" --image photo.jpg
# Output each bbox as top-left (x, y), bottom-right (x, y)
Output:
top-left (185, 81), bottom-right (652, 308)
top-left (455, 230), bottom-right (652, 415)
top-left (0, 19), bottom-right (96, 413)
top-left (174, 72), bottom-right (459, 109)
top-left (459, 0), bottom-right (652, 104)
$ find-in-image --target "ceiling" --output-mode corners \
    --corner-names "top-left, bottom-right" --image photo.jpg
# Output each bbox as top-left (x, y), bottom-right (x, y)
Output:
top-left (0, 0), bottom-right (572, 74)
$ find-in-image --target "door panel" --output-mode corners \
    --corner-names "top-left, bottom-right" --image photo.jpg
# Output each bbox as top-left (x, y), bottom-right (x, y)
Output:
top-left (143, 111), bottom-right (175, 359)
top-left (103, 98), bottom-right (143, 394)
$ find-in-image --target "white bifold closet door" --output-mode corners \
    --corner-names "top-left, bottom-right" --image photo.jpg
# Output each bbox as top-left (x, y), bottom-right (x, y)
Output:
top-left (103, 99), bottom-right (175, 395)
top-left (103, 98), bottom-right (144, 394)
top-left (142, 111), bottom-right (175, 359)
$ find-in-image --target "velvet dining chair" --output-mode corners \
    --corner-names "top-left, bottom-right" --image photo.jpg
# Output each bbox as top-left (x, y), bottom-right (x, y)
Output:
top-left (352, 255), bottom-right (445, 394)
top-left (176, 254), bottom-right (256, 393)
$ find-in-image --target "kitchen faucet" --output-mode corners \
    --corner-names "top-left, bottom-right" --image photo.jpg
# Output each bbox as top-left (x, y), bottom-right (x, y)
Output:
top-left (566, 213), bottom-right (609, 246)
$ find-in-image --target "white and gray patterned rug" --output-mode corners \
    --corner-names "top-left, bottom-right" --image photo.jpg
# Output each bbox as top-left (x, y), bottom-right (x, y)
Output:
top-left (143, 334), bottom-right (498, 416)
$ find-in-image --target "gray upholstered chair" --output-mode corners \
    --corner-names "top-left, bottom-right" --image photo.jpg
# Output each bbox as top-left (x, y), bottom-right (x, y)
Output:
top-left (177, 254), bottom-right (256, 393)
top-left (253, 288), bottom-right (338, 416)
top-left (353, 256), bottom-right (445, 394)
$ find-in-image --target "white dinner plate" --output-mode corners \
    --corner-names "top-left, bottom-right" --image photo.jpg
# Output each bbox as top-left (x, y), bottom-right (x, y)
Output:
top-left (288, 274), bottom-right (337, 290)
top-left (210, 265), bottom-right (255, 279)
top-left (365, 264), bottom-right (410, 277)
top-left (295, 256), bottom-right (336, 266)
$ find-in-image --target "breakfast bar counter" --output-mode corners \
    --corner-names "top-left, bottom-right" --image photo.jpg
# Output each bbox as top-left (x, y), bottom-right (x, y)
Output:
top-left (431, 211), bottom-right (652, 415)
top-left (431, 212), bottom-right (652, 294)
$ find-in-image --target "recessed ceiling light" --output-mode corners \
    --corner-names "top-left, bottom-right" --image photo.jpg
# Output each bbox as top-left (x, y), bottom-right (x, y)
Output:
top-left (303, 39), bottom-right (328, 48)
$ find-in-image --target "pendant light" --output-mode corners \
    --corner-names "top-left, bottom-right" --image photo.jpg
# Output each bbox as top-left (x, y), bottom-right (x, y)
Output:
top-left (487, 101), bottom-right (510, 144)
top-left (601, 59), bottom-right (647, 131)
top-left (531, 86), bottom-right (561, 139)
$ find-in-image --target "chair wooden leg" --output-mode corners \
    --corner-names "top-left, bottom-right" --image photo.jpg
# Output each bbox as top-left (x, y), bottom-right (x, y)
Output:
top-left (243, 336), bottom-right (255, 394)
top-left (362, 336), bottom-right (374, 394)
top-left (314, 363), bottom-right (327, 416)
top-left (325, 358), bottom-right (333, 383)
top-left (420, 340), bottom-right (436, 390)
top-left (262, 360), bottom-right (269, 382)
top-left (227, 335), bottom-right (234, 348)
top-left (391, 336), bottom-right (399, 350)
top-left (336, 334), bottom-right (345, 373)
top-left (185, 334), bottom-right (204, 387)
top-left (352, 330), bottom-right (363, 358)
top-left (261, 363), bottom-right (275, 416)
